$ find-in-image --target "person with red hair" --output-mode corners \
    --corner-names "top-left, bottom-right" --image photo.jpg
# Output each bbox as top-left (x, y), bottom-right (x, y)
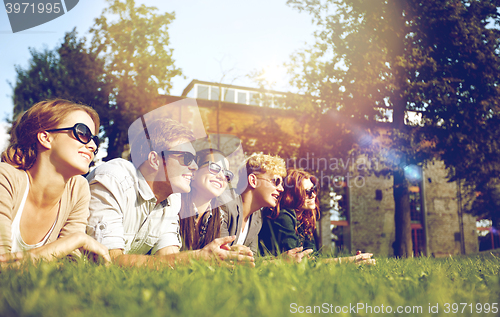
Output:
top-left (259, 169), bottom-right (319, 255)
top-left (260, 169), bottom-right (375, 265)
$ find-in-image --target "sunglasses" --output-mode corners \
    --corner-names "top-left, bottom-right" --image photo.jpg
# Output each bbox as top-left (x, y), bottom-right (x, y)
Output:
top-left (46, 123), bottom-right (100, 155)
top-left (163, 151), bottom-right (196, 166)
top-left (256, 176), bottom-right (283, 188)
top-left (200, 161), bottom-right (234, 182)
top-left (305, 185), bottom-right (317, 198)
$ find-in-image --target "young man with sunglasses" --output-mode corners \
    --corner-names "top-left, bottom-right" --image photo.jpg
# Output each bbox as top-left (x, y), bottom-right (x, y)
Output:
top-left (220, 153), bottom-right (288, 255)
top-left (86, 118), bottom-right (253, 268)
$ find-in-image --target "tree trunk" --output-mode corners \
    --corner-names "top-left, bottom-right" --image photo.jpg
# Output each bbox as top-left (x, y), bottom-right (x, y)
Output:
top-left (393, 166), bottom-right (413, 257)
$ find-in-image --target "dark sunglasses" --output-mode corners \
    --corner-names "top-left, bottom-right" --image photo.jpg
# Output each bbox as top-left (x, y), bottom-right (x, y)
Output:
top-left (46, 123), bottom-right (99, 155)
top-left (200, 161), bottom-right (234, 182)
top-left (257, 176), bottom-right (283, 188)
top-left (163, 151), bottom-right (196, 166)
top-left (305, 185), bottom-right (317, 198)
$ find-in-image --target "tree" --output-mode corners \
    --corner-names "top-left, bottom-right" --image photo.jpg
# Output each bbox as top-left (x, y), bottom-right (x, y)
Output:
top-left (11, 28), bottom-right (110, 131)
top-left (90, 0), bottom-right (181, 159)
top-left (287, 0), bottom-right (500, 256)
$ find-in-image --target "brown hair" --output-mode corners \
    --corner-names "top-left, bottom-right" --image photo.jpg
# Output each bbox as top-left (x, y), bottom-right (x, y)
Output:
top-left (2, 99), bottom-right (100, 170)
top-left (179, 149), bottom-right (226, 250)
top-left (281, 169), bottom-right (320, 238)
top-left (179, 196), bottom-right (222, 250)
top-left (129, 118), bottom-right (195, 168)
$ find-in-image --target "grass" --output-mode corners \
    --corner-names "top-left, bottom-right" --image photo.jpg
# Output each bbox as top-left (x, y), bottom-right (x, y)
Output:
top-left (1, 252), bottom-right (499, 317)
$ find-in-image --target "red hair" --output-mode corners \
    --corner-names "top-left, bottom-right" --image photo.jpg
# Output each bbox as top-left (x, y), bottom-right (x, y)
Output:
top-left (281, 169), bottom-right (320, 238)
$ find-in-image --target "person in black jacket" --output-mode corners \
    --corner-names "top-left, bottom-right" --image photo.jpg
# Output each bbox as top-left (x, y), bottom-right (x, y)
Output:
top-left (259, 169), bottom-right (319, 256)
top-left (260, 169), bottom-right (376, 265)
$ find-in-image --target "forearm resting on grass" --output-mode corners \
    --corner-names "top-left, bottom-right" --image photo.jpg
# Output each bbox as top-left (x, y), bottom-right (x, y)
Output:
top-left (0, 232), bottom-right (111, 266)
top-left (323, 253), bottom-right (376, 265)
top-left (110, 236), bottom-right (255, 269)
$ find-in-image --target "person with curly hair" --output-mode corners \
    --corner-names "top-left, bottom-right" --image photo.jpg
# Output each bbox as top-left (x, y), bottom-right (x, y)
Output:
top-left (260, 169), bottom-right (375, 265)
top-left (219, 153), bottom-right (291, 256)
top-left (259, 169), bottom-right (319, 255)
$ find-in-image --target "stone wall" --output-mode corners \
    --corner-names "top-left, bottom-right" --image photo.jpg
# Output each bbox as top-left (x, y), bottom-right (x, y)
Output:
top-left (423, 161), bottom-right (478, 257)
top-left (349, 160), bottom-right (478, 257)
top-left (350, 162), bottom-right (395, 256)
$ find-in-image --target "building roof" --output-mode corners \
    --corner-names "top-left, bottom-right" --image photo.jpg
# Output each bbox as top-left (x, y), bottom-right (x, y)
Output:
top-left (181, 79), bottom-right (289, 97)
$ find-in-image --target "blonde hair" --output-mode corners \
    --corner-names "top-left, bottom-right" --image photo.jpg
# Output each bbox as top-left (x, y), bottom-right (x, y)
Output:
top-left (237, 153), bottom-right (286, 193)
top-left (2, 99), bottom-right (100, 170)
top-left (245, 153), bottom-right (286, 177)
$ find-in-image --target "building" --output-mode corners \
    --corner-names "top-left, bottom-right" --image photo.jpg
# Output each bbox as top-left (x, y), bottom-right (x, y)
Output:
top-left (162, 79), bottom-right (479, 257)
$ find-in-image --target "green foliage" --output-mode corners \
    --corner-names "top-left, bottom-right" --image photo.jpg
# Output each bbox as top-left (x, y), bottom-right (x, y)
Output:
top-left (10, 0), bottom-right (181, 161)
top-left (287, 0), bottom-right (500, 173)
top-left (90, 0), bottom-right (181, 159)
top-left (1, 254), bottom-right (499, 316)
top-left (11, 28), bottom-right (110, 129)
top-left (286, 0), bottom-right (500, 255)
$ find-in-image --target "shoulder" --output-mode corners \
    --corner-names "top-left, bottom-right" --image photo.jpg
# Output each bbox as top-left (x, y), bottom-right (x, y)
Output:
top-left (276, 208), bottom-right (296, 221)
top-left (274, 208), bottom-right (296, 228)
top-left (219, 193), bottom-right (241, 216)
top-left (0, 162), bottom-right (25, 183)
top-left (87, 159), bottom-right (137, 190)
top-left (67, 175), bottom-right (90, 198)
top-left (0, 163), bottom-right (27, 195)
top-left (88, 159), bottom-right (136, 179)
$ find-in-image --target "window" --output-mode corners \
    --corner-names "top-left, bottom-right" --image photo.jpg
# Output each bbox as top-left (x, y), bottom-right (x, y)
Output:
top-left (197, 85), bottom-right (209, 99)
top-left (237, 91), bottom-right (247, 104)
top-left (224, 89), bottom-right (235, 103)
top-left (210, 87), bottom-right (220, 101)
top-left (408, 166), bottom-right (425, 256)
top-left (249, 92), bottom-right (260, 106)
top-left (329, 176), bottom-right (350, 253)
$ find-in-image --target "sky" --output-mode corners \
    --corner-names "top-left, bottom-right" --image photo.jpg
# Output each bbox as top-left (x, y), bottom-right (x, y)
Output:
top-left (0, 0), bottom-right (317, 152)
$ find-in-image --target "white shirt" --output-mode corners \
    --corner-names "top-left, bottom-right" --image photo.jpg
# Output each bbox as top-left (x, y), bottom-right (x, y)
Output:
top-left (235, 219), bottom-right (250, 246)
top-left (11, 173), bottom-right (57, 252)
top-left (86, 158), bottom-right (181, 254)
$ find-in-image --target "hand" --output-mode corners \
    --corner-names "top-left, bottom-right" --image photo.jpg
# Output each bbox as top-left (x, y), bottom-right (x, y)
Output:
top-left (79, 233), bottom-right (112, 264)
top-left (345, 252), bottom-right (376, 265)
top-left (0, 252), bottom-right (28, 270)
top-left (199, 236), bottom-right (255, 266)
top-left (284, 247), bottom-right (314, 263)
top-left (229, 244), bottom-right (254, 256)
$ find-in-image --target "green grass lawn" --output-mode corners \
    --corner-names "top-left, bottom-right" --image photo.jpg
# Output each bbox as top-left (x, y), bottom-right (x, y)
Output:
top-left (1, 252), bottom-right (499, 317)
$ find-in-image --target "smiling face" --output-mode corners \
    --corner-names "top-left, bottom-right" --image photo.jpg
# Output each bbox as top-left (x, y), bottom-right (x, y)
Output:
top-left (300, 178), bottom-right (316, 211)
top-left (253, 172), bottom-right (284, 208)
top-left (48, 110), bottom-right (98, 177)
top-left (164, 138), bottom-right (198, 194)
top-left (192, 153), bottom-right (230, 200)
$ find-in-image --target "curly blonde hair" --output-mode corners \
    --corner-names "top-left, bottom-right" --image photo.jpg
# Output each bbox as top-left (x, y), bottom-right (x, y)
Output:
top-left (236, 153), bottom-right (286, 193)
top-left (245, 153), bottom-right (286, 177)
